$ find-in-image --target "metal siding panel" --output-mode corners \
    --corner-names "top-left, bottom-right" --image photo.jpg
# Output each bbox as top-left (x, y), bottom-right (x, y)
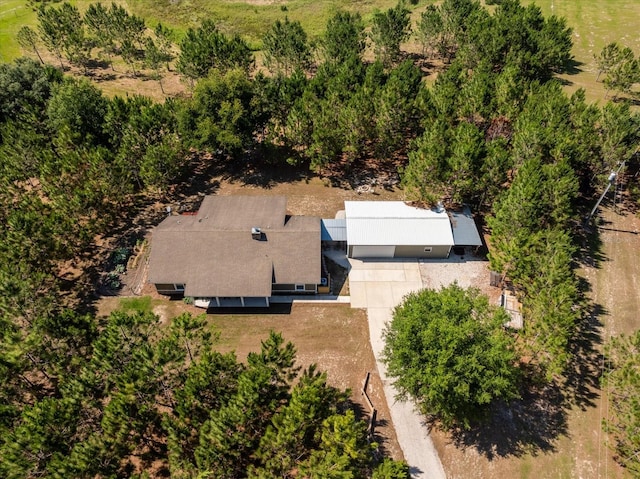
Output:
top-left (346, 218), bottom-right (454, 246)
top-left (320, 219), bottom-right (347, 241)
top-left (394, 245), bottom-right (451, 258)
top-left (352, 245), bottom-right (396, 258)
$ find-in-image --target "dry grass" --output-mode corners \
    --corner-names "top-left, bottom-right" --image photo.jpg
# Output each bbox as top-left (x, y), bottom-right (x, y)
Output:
top-left (94, 170), bottom-right (640, 478)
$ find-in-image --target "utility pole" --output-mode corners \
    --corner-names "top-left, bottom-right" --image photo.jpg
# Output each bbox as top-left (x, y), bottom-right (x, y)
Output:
top-left (584, 161), bottom-right (625, 226)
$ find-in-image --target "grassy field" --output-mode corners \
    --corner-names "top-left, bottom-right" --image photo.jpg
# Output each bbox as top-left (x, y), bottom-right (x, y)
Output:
top-left (523, 0), bottom-right (640, 103)
top-left (127, 0), bottom-right (401, 46)
top-left (3, 0), bottom-right (640, 103)
top-left (0, 0), bottom-right (33, 61)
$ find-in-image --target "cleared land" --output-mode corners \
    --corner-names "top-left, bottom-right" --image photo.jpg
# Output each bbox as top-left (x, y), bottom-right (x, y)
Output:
top-left (526, 0), bottom-right (640, 104)
top-left (5, 0), bottom-right (640, 476)
top-left (428, 200), bottom-right (639, 479)
top-left (0, 0), bottom-right (32, 61)
top-left (101, 174), bottom-right (638, 478)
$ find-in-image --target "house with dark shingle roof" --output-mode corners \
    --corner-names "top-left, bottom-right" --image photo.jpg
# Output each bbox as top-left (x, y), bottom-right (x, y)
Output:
top-left (148, 196), bottom-right (321, 308)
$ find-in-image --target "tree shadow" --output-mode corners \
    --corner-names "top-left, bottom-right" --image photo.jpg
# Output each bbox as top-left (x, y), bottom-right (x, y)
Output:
top-left (563, 302), bottom-right (605, 411)
top-left (563, 58), bottom-right (584, 76)
top-left (446, 297), bottom-right (606, 459)
top-left (611, 95), bottom-right (640, 107)
top-left (576, 215), bottom-right (607, 269)
top-left (555, 59), bottom-right (585, 86)
top-left (206, 145), bottom-right (313, 190)
top-left (447, 382), bottom-right (568, 459)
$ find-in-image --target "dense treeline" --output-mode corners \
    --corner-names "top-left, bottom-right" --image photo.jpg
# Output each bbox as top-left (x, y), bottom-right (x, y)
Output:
top-left (1, 311), bottom-right (409, 477)
top-left (3, 0), bottom-right (640, 475)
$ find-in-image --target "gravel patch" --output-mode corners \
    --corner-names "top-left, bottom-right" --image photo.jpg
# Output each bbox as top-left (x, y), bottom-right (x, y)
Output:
top-left (419, 254), bottom-right (500, 303)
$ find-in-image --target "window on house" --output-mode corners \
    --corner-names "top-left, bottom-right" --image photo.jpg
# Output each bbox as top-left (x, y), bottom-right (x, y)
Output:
top-left (175, 284), bottom-right (185, 291)
top-left (295, 284), bottom-right (305, 291)
top-left (424, 247), bottom-right (433, 253)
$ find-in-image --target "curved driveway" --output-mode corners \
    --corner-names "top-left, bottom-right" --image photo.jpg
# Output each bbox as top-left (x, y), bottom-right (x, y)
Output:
top-left (348, 258), bottom-right (446, 479)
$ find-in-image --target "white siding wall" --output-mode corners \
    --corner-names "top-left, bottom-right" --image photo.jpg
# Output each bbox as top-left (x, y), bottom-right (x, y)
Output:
top-left (351, 245), bottom-right (396, 258)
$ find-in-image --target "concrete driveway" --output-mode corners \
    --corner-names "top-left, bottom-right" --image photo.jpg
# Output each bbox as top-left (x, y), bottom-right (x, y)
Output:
top-left (348, 258), bottom-right (446, 479)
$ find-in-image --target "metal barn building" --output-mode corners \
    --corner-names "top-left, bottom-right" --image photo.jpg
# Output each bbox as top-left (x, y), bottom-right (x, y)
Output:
top-left (345, 201), bottom-right (456, 259)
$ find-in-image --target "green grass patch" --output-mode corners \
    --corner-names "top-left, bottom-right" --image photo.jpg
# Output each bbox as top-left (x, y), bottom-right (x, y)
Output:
top-left (122, 0), bottom-right (403, 45)
top-left (0, 0), bottom-right (35, 61)
top-left (525, 0), bottom-right (640, 61)
top-left (0, 0), bottom-right (103, 62)
top-left (522, 0), bottom-right (640, 103)
top-left (118, 295), bottom-right (153, 314)
top-left (4, 0), bottom-right (640, 105)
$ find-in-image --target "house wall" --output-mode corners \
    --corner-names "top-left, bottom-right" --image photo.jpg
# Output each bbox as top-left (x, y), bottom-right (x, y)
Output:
top-left (271, 283), bottom-right (317, 293)
top-left (394, 245), bottom-right (451, 258)
top-left (348, 245), bottom-right (451, 259)
top-left (155, 283), bottom-right (185, 295)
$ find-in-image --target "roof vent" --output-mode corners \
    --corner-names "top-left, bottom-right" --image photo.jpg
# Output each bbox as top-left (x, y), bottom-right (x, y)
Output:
top-left (251, 227), bottom-right (262, 240)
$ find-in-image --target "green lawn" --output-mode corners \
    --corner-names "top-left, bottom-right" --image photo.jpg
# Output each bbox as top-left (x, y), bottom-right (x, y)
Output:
top-left (127, 0), bottom-right (402, 46)
top-left (523, 0), bottom-right (640, 103)
top-left (0, 0), bottom-right (33, 61)
top-left (0, 0), bottom-right (102, 62)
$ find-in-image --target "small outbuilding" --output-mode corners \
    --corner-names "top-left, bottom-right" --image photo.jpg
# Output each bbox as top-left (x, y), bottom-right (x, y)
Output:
top-left (345, 201), bottom-right (455, 259)
top-left (450, 206), bottom-right (483, 253)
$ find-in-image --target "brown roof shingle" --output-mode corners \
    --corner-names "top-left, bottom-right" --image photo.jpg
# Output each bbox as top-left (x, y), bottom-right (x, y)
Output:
top-left (148, 196), bottom-right (321, 297)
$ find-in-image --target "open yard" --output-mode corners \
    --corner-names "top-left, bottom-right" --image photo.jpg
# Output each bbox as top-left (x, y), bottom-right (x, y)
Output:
top-left (427, 200), bottom-right (640, 479)
top-left (526, 0), bottom-right (640, 104)
top-left (0, 0), bottom-right (33, 61)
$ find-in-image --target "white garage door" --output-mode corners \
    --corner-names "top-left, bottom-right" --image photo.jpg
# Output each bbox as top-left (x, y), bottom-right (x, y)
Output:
top-left (351, 245), bottom-right (396, 258)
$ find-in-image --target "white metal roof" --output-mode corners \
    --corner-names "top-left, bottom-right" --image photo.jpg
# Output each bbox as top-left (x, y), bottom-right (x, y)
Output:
top-left (321, 219), bottom-right (347, 241)
top-left (345, 201), bottom-right (454, 246)
top-left (450, 207), bottom-right (483, 246)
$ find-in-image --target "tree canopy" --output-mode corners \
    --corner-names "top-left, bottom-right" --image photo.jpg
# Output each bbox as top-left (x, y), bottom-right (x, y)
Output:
top-left (0, 311), bottom-right (409, 478)
top-left (603, 331), bottom-right (640, 476)
top-left (3, 0), bottom-right (640, 472)
top-left (382, 284), bottom-right (521, 429)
